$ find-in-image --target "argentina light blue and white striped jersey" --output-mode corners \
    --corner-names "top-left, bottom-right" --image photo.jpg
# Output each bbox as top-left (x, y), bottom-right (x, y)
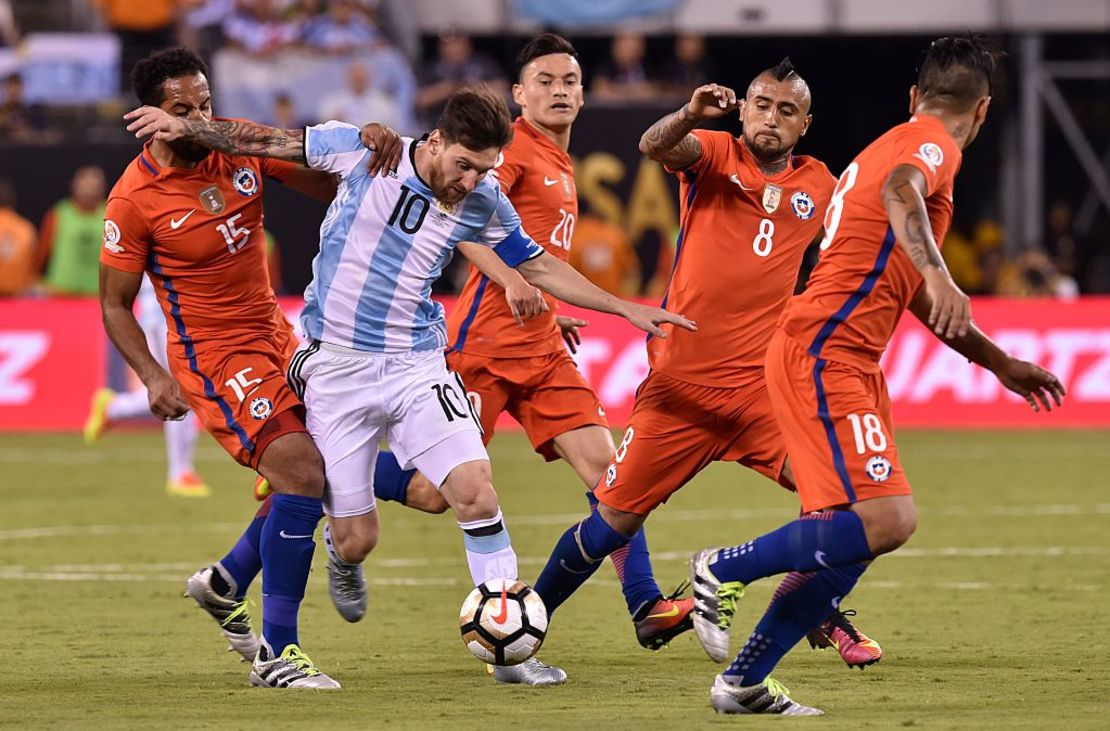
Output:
top-left (301, 122), bottom-right (543, 352)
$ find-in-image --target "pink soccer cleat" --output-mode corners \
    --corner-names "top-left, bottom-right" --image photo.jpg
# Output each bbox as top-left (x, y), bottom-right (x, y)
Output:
top-left (806, 609), bottom-right (882, 669)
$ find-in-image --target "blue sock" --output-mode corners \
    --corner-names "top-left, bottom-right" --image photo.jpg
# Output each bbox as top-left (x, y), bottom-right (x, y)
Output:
top-left (372, 451), bottom-right (416, 505)
top-left (216, 496), bottom-right (271, 599)
top-left (585, 491), bottom-right (661, 619)
top-left (534, 510), bottom-right (629, 617)
top-left (723, 563), bottom-right (867, 686)
top-left (710, 511), bottom-right (872, 586)
top-left (260, 493), bottom-right (323, 654)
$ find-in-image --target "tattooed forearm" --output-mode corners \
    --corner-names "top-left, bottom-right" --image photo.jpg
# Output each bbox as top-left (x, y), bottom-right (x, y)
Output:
top-left (883, 165), bottom-right (948, 275)
top-left (638, 104), bottom-right (702, 168)
top-left (181, 119), bottom-right (306, 162)
top-left (903, 210), bottom-right (943, 267)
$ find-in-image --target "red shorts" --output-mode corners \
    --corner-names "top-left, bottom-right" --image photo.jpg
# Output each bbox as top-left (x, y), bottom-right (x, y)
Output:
top-left (446, 349), bottom-right (608, 460)
top-left (167, 326), bottom-right (307, 469)
top-left (593, 369), bottom-right (790, 516)
top-left (764, 330), bottom-right (913, 513)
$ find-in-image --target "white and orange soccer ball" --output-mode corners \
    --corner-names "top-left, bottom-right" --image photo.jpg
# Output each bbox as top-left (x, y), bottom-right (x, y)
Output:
top-left (458, 578), bottom-right (548, 666)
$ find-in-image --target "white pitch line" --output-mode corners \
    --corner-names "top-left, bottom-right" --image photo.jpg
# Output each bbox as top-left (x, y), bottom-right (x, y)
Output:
top-left (0, 567), bottom-right (1098, 593)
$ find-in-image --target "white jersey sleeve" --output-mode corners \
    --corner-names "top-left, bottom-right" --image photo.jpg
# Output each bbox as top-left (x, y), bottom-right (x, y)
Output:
top-left (477, 187), bottom-right (544, 268)
top-left (304, 121), bottom-right (370, 178)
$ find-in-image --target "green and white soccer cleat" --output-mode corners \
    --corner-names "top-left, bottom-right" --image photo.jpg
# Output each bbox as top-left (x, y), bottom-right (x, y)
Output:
top-left (184, 565), bottom-right (260, 662)
top-left (690, 548), bottom-right (745, 663)
top-left (249, 642), bottom-right (340, 689)
top-left (490, 657), bottom-right (567, 686)
top-left (709, 674), bottom-right (823, 715)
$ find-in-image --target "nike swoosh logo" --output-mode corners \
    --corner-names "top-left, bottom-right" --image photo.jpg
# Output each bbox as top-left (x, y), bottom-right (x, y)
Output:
top-left (729, 174), bottom-right (755, 191)
top-left (559, 559), bottom-right (593, 575)
top-left (491, 586), bottom-right (510, 625)
top-left (279, 530), bottom-right (313, 539)
top-left (170, 209), bottom-right (196, 229)
top-left (543, 177), bottom-right (559, 186)
top-left (814, 550), bottom-right (832, 569)
top-left (645, 606), bottom-right (682, 620)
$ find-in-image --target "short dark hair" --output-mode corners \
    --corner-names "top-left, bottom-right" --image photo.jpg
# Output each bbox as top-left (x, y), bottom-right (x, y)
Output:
top-left (916, 35), bottom-right (1001, 110)
top-left (516, 33), bottom-right (578, 79)
top-left (436, 86), bottom-right (513, 151)
top-left (131, 47), bottom-right (210, 107)
top-left (764, 57), bottom-right (797, 82)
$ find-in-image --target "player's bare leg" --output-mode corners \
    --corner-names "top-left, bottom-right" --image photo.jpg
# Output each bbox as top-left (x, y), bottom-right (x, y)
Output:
top-left (404, 472), bottom-right (449, 513)
top-left (322, 511), bottom-right (378, 622)
top-left (851, 494), bottom-right (918, 556)
top-left (551, 425), bottom-right (614, 487)
top-left (440, 459), bottom-right (566, 686)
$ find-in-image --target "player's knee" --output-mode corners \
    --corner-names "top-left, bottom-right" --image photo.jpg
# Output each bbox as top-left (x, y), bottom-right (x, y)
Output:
top-left (407, 479), bottom-right (450, 514)
top-left (597, 502), bottom-right (644, 538)
top-left (258, 433), bottom-right (326, 497)
top-left (581, 449), bottom-right (615, 488)
top-left (866, 501), bottom-right (918, 555)
top-left (442, 460), bottom-right (498, 522)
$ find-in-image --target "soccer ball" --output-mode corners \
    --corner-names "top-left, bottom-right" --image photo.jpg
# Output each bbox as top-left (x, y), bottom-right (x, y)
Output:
top-left (458, 578), bottom-right (547, 666)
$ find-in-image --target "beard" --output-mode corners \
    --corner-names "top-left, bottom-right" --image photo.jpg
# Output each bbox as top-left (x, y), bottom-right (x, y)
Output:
top-left (168, 138), bottom-right (212, 163)
top-left (743, 132), bottom-right (789, 163)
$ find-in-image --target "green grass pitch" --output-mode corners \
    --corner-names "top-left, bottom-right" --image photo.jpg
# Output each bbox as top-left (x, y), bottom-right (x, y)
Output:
top-left (2, 430), bottom-right (1107, 728)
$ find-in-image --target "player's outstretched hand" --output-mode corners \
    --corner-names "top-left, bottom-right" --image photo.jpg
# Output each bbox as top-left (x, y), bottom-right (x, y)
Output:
top-left (146, 370), bottom-right (190, 421)
top-left (556, 316), bottom-right (588, 354)
top-left (997, 358), bottom-right (1067, 413)
top-left (124, 106), bottom-right (186, 142)
top-left (688, 84), bottom-right (738, 121)
top-left (923, 268), bottom-right (971, 339)
top-left (504, 278), bottom-right (548, 326)
top-left (622, 302), bottom-right (696, 339)
top-left (359, 123), bottom-right (404, 176)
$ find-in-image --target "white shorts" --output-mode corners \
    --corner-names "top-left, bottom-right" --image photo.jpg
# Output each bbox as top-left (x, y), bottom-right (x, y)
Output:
top-left (289, 341), bottom-right (488, 518)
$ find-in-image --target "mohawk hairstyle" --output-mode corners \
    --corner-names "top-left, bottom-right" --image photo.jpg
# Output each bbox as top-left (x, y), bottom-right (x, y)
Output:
top-left (766, 57), bottom-right (797, 82)
top-left (916, 34), bottom-right (1001, 110)
top-left (131, 47), bottom-right (210, 107)
top-left (515, 33), bottom-right (578, 79)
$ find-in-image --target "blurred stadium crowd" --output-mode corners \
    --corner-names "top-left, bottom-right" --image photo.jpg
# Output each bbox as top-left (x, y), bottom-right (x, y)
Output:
top-left (0, 0), bottom-right (1104, 300)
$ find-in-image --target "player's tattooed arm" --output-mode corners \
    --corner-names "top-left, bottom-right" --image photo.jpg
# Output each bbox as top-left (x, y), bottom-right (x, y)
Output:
top-left (908, 287), bottom-right (1066, 412)
top-left (639, 105), bottom-right (703, 169)
top-left (882, 163), bottom-right (971, 339)
top-left (638, 83), bottom-right (737, 169)
top-left (124, 106), bottom-right (306, 163)
top-left (183, 119), bottom-right (306, 162)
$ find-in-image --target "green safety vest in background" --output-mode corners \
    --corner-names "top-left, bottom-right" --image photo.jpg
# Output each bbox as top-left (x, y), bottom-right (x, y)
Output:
top-left (44, 200), bottom-right (106, 296)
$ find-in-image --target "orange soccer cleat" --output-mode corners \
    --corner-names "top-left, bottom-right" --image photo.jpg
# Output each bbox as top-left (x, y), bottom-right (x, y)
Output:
top-left (253, 474), bottom-right (272, 501)
top-left (806, 609), bottom-right (882, 669)
top-left (167, 470), bottom-right (212, 498)
top-left (634, 582), bottom-right (696, 651)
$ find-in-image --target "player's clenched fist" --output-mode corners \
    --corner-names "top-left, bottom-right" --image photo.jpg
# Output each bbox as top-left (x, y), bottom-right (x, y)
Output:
top-left (687, 84), bottom-right (739, 121)
top-left (146, 370), bottom-right (191, 421)
top-left (124, 105), bottom-right (186, 142)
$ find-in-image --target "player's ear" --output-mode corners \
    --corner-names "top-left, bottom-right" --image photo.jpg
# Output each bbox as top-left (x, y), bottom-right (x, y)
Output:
top-left (737, 98), bottom-right (747, 123)
top-left (975, 95), bottom-right (991, 126)
top-left (799, 113), bottom-right (813, 137)
top-left (428, 129), bottom-right (442, 154)
top-left (511, 83), bottom-right (525, 107)
top-left (908, 85), bottom-right (919, 115)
